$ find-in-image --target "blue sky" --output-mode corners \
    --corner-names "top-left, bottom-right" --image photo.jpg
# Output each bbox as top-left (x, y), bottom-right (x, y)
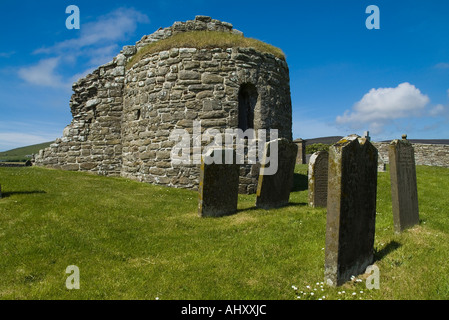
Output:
top-left (1, 0), bottom-right (449, 151)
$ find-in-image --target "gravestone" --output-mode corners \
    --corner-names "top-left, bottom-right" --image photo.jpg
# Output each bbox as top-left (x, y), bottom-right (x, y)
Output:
top-left (325, 135), bottom-right (378, 287)
top-left (308, 151), bottom-right (329, 208)
top-left (293, 138), bottom-right (307, 164)
top-left (389, 135), bottom-right (419, 233)
top-left (256, 138), bottom-right (298, 209)
top-left (198, 148), bottom-right (239, 217)
top-left (378, 153), bottom-right (387, 172)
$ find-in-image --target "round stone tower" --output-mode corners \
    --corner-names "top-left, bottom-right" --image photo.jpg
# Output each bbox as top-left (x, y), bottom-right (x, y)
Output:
top-left (35, 16), bottom-right (293, 194)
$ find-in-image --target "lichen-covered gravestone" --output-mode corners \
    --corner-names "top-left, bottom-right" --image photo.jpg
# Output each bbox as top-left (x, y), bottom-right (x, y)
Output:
top-left (256, 138), bottom-right (297, 209)
top-left (389, 135), bottom-right (419, 233)
top-left (308, 151), bottom-right (329, 208)
top-left (198, 148), bottom-right (239, 217)
top-left (325, 135), bottom-right (378, 286)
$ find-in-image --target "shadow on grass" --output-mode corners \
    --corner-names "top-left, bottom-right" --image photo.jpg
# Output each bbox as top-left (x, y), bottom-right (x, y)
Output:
top-left (374, 240), bottom-right (401, 262)
top-left (236, 201), bottom-right (307, 214)
top-left (291, 173), bottom-right (308, 192)
top-left (1, 190), bottom-right (46, 198)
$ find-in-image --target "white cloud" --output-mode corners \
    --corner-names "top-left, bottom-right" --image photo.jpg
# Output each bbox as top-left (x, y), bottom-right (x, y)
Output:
top-left (0, 51), bottom-right (15, 58)
top-left (336, 82), bottom-right (430, 134)
top-left (35, 8), bottom-right (149, 58)
top-left (0, 132), bottom-right (58, 152)
top-left (20, 8), bottom-right (149, 88)
top-left (17, 57), bottom-right (68, 88)
top-left (435, 62), bottom-right (449, 69)
top-left (429, 104), bottom-right (446, 116)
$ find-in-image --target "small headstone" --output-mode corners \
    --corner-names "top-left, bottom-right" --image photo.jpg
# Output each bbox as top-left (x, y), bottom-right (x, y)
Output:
top-left (308, 151), bottom-right (329, 208)
top-left (378, 153), bottom-right (387, 172)
top-left (293, 138), bottom-right (307, 164)
top-left (363, 131), bottom-right (371, 141)
top-left (389, 135), bottom-right (419, 233)
top-left (325, 135), bottom-right (378, 287)
top-left (256, 138), bottom-right (298, 209)
top-left (198, 148), bottom-right (239, 217)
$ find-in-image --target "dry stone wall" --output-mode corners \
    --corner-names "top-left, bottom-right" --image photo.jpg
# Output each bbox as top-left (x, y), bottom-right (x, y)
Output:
top-left (373, 142), bottom-right (449, 168)
top-left (35, 16), bottom-right (293, 194)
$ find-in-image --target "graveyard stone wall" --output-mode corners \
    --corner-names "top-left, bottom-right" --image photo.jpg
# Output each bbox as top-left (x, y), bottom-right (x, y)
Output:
top-left (373, 142), bottom-right (449, 168)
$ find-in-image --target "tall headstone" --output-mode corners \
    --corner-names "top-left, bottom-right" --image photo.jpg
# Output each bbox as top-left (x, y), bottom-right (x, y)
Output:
top-left (198, 148), bottom-right (239, 217)
top-left (325, 135), bottom-right (378, 287)
top-left (308, 151), bottom-right (329, 208)
top-left (293, 138), bottom-right (307, 164)
top-left (256, 138), bottom-right (298, 209)
top-left (389, 135), bottom-right (419, 233)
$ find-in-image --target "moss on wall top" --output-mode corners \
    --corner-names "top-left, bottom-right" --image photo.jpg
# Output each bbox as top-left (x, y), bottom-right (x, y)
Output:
top-left (126, 31), bottom-right (286, 70)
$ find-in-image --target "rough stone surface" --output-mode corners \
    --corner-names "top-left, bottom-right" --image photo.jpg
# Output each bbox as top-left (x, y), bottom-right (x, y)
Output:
top-left (255, 138), bottom-right (297, 209)
top-left (198, 148), bottom-right (239, 217)
top-left (372, 142), bottom-right (449, 168)
top-left (294, 138), bottom-right (307, 164)
top-left (34, 16), bottom-right (293, 195)
top-left (325, 135), bottom-right (378, 287)
top-left (389, 136), bottom-right (420, 233)
top-left (308, 151), bottom-right (328, 208)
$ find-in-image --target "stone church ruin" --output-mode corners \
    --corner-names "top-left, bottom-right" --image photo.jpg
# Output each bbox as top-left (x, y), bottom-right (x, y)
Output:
top-left (35, 16), bottom-right (293, 194)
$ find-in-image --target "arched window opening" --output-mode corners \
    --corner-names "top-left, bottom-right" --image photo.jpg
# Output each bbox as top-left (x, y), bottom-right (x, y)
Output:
top-left (238, 83), bottom-right (258, 132)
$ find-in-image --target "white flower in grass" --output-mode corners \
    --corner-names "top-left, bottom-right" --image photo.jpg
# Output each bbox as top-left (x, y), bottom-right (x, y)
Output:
top-left (292, 285), bottom-right (298, 290)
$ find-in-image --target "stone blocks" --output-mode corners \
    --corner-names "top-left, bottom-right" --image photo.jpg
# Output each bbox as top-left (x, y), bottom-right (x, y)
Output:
top-left (389, 135), bottom-right (420, 233)
top-left (325, 135), bottom-right (378, 286)
top-left (198, 148), bottom-right (239, 217)
top-left (255, 138), bottom-right (297, 209)
top-left (308, 151), bottom-right (328, 208)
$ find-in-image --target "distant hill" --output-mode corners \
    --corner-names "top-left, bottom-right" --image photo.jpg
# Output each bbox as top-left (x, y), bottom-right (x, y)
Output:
top-left (303, 136), bottom-right (344, 146)
top-left (301, 136), bottom-right (449, 146)
top-left (0, 141), bottom-right (54, 162)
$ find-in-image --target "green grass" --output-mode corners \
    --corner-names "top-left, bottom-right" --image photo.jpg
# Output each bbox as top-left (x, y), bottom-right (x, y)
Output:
top-left (0, 164), bottom-right (448, 300)
top-left (126, 31), bottom-right (286, 70)
top-left (0, 141), bottom-right (53, 163)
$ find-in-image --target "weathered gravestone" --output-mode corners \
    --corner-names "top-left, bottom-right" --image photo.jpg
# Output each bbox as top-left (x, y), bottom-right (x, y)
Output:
top-left (198, 148), bottom-right (239, 217)
top-left (308, 151), bottom-right (329, 208)
top-left (293, 138), bottom-right (307, 164)
top-left (256, 138), bottom-right (298, 209)
top-left (378, 153), bottom-right (387, 172)
top-left (389, 135), bottom-right (419, 233)
top-left (325, 135), bottom-right (378, 286)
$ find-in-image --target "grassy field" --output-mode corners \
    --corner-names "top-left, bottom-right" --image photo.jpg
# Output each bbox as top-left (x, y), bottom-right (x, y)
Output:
top-left (0, 142), bottom-right (53, 163)
top-left (0, 164), bottom-right (448, 300)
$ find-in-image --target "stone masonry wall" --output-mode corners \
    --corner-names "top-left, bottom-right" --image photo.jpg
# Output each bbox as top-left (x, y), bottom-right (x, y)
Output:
top-left (373, 142), bottom-right (449, 168)
top-left (122, 46), bottom-right (291, 192)
top-left (35, 16), bottom-right (293, 194)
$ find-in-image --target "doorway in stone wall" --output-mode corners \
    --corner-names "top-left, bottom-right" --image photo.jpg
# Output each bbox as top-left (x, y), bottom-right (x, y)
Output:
top-left (238, 83), bottom-right (258, 131)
